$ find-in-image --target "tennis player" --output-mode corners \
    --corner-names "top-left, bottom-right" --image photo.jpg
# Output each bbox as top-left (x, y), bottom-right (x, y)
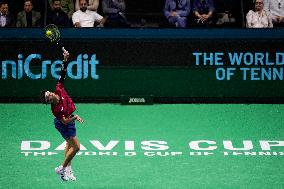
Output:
top-left (40, 50), bottom-right (83, 181)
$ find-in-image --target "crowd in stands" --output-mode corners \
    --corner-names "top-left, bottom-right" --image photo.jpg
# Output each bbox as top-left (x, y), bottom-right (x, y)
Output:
top-left (0, 0), bottom-right (283, 28)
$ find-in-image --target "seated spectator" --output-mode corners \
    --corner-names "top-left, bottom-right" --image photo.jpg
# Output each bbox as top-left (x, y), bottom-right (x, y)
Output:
top-left (264, 0), bottom-right (284, 27)
top-left (75, 0), bottom-right (99, 11)
top-left (214, 0), bottom-right (239, 27)
top-left (102, 0), bottom-right (130, 27)
top-left (49, 0), bottom-right (74, 19)
top-left (192, 0), bottom-right (215, 27)
top-left (16, 0), bottom-right (41, 27)
top-left (215, 11), bottom-right (236, 26)
top-left (72, 0), bottom-right (105, 27)
top-left (33, 0), bottom-right (51, 26)
top-left (246, 0), bottom-right (273, 28)
top-left (0, 1), bottom-right (15, 27)
top-left (163, 0), bottom-right (190, 28)
top-left (47, 0), bottom-right (71, 27)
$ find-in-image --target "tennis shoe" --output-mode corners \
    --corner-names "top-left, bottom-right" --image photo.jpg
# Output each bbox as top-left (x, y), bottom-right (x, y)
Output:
top-left (66, 166), bottom-right (76, 181)
top-left (55, 166), bottom-right (69, 181)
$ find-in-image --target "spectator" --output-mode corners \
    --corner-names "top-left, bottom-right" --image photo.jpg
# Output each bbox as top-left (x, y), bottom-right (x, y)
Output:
top-left (72, 0), bottom-right (105, 27)
top-left (33, 0), bottom-right (51, 26)
top-left (163, 0), bottom-right (190, 28)
top-left (47, 0), bottom-right (71, 27)
top-left (246, 0), bottom-right (273, 28)
top-left (192, 0), bottom-right (215, 27)
top-left (102, 0), bottom-right (130, 27)
top-left (49, 0), bottom-right (74, 19)
top-left (75, 0), bottom-right (99, 11)
top-left (215, 0), bottom-right (239, 27)
top-left (0, 1), bottom-right (15, 27)
top-left (16, 0), bottom-right (41, 27)
top-left (264, 0), bottom-right (284, 27)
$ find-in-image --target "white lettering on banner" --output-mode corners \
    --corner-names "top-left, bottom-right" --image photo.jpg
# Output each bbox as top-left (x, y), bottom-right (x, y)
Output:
top-left (21, 141), bottom-right (50, 151)
top-left (90, 140), bottom-right (119, 150)
top-left (144, 152), bottom-right (155, 156)
top-left (21, 152), bottom-right (33, 156)
top-left (189, 152), bottom-right (202, 156)
top-left (125, 152), bottom-right (137, 156)
top-left (144, 152), bottom-right (182, 157)
top-left (125, 141), bottom-right (135, 151)
top-left (223, 140), bottom-right (253, 150)
top-left (84, 152), bottom-right (97, 155)
top-left (141, 141), bottom-right (169, 151)
top-left (129, 98), bottom-right (145, 103)
top-left (99, 152), bottom-right (118, 156)
top-left (20, 140), bottom-right (284, 157)
top-left (76, 151), bottom-right (118, 156)
top-left (189, 152), bottom-right (214, 156)
top-left (259, 141), bottom-right (284, 150)
top-left (224, 151), bottom-right (284, 156)
top-left (189, 140), bottom-right (217, 151)
top-left (21, 152), bottom-right (58, 156)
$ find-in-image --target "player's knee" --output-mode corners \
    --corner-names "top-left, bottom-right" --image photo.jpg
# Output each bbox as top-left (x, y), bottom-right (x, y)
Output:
top-left (75, 144), bottom-right (80, 152)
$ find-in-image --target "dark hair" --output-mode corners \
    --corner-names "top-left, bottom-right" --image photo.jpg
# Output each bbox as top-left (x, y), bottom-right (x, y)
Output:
top-left (79, 0), bottom-right (89, 5)
top-left (52, 0), bottom-right (61, 4)
top-left (40, 90), bottom-right (48, 104)
top-left (0, 1), bottom-right (8, 7)
top-left (24, 0), bottom-right (33, 5)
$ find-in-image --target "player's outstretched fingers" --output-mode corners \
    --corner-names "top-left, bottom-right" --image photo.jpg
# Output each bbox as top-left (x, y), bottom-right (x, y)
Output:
top-left (76, 115), bottom-right (84, 123)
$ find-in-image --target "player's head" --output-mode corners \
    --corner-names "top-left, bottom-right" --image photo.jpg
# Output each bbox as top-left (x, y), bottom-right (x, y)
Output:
top-left (40, 90), bottom-right (56, 104)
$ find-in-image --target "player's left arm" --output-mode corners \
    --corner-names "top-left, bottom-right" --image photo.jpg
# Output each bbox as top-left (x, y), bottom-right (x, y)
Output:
top-left (59, 51), bottom-right (70, 84)
top-left (61, 114), bottom-right (84, 125)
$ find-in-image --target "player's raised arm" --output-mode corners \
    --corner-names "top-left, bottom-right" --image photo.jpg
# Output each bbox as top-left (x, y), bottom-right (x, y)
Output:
top-left (59, 50), bottom-right (70, 84)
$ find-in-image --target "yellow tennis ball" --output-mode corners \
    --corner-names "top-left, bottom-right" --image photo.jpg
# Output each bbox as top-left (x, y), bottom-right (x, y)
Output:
top-left (46, 30), bottom-right (52, 36)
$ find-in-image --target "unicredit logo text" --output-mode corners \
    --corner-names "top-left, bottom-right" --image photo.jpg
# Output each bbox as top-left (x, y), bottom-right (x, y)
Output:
top-left (1, 54), bottom-right (99, 79)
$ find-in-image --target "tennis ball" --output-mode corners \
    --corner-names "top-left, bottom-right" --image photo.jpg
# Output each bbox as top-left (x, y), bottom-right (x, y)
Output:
top-left (46, 30), bottom-right (52, 36)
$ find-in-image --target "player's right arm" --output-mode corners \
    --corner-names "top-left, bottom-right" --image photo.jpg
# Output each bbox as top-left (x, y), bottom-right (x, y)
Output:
top-left (58, 51), bottom-right (70, 84)
top-left (61, 115), bottom-right (84, 125)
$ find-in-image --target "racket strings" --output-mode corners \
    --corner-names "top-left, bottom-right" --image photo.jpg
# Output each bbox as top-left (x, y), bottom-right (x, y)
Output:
top-left (44, 24), bottom-right (61, 43)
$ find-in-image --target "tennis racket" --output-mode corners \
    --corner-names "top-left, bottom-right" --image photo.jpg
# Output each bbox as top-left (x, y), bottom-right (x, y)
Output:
top-left (44, 24), bottom-right (67, 53)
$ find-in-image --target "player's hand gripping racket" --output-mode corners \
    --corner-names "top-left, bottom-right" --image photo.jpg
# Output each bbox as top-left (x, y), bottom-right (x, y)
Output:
top-left (44, 24), bottom-right (67, 53)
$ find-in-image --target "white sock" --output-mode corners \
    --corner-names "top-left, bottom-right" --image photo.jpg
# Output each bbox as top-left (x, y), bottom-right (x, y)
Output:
top-left (66, 165), bottom-right (71, 171)
top-left (60, 165), bottom-right (67, 170)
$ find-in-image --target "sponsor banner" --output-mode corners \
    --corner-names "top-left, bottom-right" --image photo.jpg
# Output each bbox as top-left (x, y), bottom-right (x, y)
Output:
top-left (1, 53), bottom-right (99, 80)
top-left (1, 39), bottom-right (284, 67)
top-left (0, 30), bottom-right (283, 101)
top-left (120, 95), bottom-right (154, 105)
top-left (20, 140), bottom-right (284, 157)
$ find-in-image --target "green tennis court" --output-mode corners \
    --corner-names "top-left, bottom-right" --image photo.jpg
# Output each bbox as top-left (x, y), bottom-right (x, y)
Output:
top-left (1, 104), bottom-right (283, 188)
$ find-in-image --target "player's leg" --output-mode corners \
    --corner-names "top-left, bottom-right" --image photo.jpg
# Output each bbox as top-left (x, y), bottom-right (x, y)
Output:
top-left (55, 136), bottom-right (80, 181)
top-left (62, 136), bottom-right (80, 167)
top-left (63, 137), bottom-right (79, 181)
top-left (65, 141), bottom-right (71, 167)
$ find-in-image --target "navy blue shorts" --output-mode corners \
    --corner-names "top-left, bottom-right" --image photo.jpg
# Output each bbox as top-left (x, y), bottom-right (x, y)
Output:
top-left (54, 118), bottom-right (76, 140)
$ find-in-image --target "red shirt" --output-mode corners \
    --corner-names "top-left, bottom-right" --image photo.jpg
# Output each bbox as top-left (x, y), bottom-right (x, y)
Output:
top-left (51, 82), bottom-right (76, 120)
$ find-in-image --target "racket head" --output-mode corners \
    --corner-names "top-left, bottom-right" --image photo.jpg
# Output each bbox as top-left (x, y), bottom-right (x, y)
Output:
top-left (44, 24), bottom-right (60, 43)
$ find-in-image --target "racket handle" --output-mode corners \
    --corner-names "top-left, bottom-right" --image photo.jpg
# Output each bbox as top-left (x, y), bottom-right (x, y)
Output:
top-left (62, 46), bottom-right (67, 53)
